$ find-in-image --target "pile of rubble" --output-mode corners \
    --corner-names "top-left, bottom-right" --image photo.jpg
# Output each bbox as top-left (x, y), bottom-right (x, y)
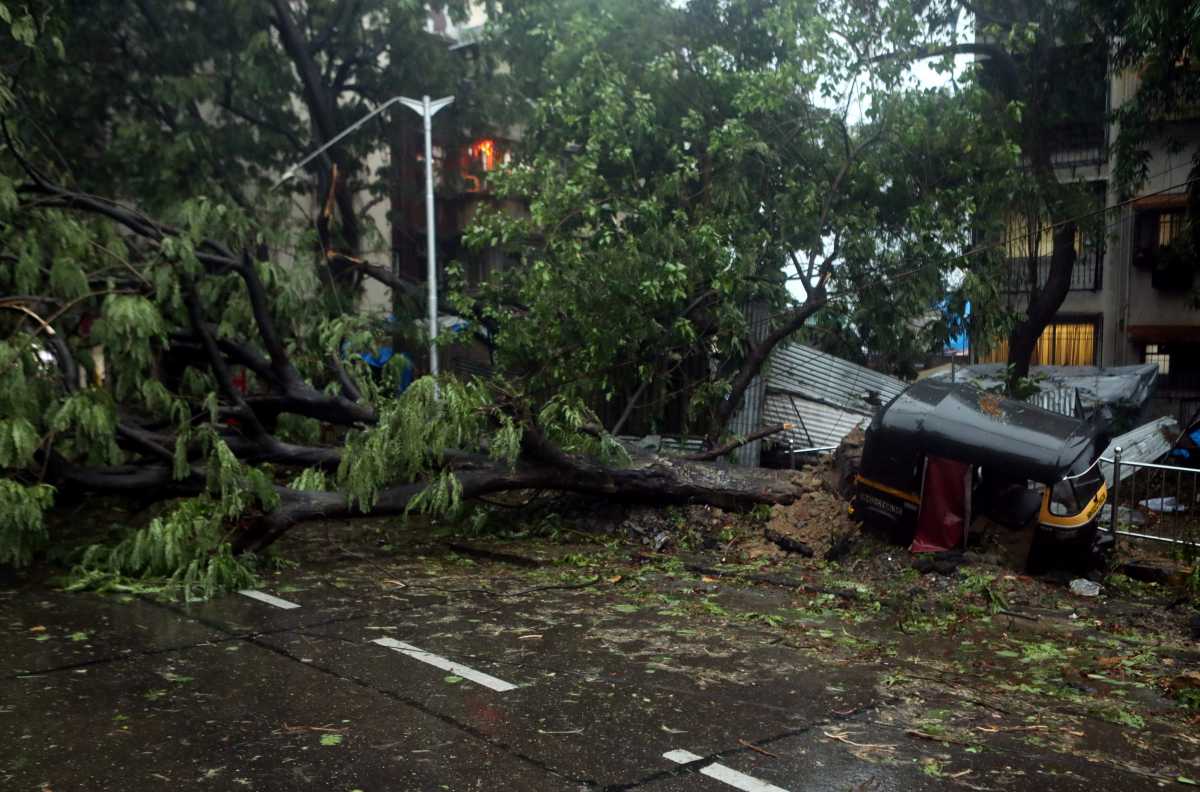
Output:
top-left (755, 462), bottom-right (857, 560)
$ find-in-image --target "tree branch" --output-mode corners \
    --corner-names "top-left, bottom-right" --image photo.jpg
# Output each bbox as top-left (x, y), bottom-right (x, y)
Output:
top-left (715, 294), bottom-right (829, 431)
top-left (681, 423), bottom-right (790, 462)
top-left (182, 286), bottom-right (269, 440)
top-left (612, 377), bottom-right (652, 436)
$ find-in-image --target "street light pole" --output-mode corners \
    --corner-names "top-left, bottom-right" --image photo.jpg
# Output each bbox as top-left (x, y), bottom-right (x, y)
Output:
top-left (272, 92), bottom-right (454, 391)
top-left (400, 95), bottom-right (454, 388)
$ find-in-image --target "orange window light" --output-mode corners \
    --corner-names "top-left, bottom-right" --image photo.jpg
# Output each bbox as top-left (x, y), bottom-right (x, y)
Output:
top-left (473, 138), bottom-right (496, 171)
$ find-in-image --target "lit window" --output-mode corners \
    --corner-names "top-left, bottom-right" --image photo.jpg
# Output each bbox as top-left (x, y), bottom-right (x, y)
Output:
top-left (1145, 344), bottom-right (1171, 375)
top-left (471, 139), bottom-right (496, 171)
top-left (1158, 211), bottom-right (1186, 246)
top-left (979, 321), bottom-right (1097, 366)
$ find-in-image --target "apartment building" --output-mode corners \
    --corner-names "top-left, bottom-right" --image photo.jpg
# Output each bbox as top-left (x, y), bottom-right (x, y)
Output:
top-left (976, 40), bottom-right (1200, 420)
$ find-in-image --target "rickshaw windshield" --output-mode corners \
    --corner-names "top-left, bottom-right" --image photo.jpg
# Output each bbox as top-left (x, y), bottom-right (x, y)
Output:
top-left (1049, 460), bottom-right (1105, 516)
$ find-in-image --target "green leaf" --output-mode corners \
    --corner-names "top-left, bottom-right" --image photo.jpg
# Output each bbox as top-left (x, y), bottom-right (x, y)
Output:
top-left (320, 733), bottom-right (344, 746)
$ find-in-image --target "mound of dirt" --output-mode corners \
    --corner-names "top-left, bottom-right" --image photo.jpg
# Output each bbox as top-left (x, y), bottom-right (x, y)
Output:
top-left (725, 462), bottom-right (857, 561)
top-left (765, 475), bottom-right (856, 558)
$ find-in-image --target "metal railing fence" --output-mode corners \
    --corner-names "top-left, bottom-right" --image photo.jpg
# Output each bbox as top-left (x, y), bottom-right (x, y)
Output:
top-left (1101, 447), bottom-right (1200, 550)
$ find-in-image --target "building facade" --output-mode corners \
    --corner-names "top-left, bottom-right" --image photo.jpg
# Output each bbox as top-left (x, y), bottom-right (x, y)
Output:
top-left (977, 43), bottom-right (1200, 421)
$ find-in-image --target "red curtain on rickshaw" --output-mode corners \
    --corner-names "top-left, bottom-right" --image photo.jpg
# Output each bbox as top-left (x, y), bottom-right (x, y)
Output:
top-left (911, 456), bottom-right (971, 553)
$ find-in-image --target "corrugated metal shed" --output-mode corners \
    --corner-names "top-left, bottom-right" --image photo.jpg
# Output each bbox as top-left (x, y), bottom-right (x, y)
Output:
top-left (733, 342), bottom-right (908, 454)
top-left (762, 394), bottom-right (871, 450)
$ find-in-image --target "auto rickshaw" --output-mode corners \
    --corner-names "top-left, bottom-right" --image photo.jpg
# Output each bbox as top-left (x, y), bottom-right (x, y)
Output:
top-left (853, 379), bottom-right (1112, 573)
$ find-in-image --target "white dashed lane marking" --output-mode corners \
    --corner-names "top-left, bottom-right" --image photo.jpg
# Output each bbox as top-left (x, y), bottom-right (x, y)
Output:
top-left (664, 748), bottom-right (792, 792)
top-left (237, 590), bottom-right (301, 609)
top-left (371, 637), bottom-right (519, 692)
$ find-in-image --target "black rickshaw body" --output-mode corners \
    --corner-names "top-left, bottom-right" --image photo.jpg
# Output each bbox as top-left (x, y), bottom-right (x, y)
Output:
top-left (853, 380), bottom-right (1110, 568)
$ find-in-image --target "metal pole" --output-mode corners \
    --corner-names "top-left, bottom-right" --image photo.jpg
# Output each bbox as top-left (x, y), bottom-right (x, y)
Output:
top-left (1109, 446), bottom-right (1121, 548)
top-left (398, 95), bottom-right (453, 394)
top-left (421, 95), bottom-right (439, 387)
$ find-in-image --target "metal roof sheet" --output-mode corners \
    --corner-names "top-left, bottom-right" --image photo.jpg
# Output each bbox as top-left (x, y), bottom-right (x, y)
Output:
top-left (1026, 386), bottom-right (1080, 417)
top-left (763, 393), bottom-right (871, 450)
top-left (764, 343), bottom-right (907, 414)
top-left (1100, 416), bottom-right (1180, 484)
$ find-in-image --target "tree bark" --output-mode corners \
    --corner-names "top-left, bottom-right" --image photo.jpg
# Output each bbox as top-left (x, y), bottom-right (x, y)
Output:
top-left (268, 0), bottom-right (362, 277)
top-left (1006, 221), bottom-right (1077, 387)
top-left (237, 451), bottom-right (802, 553)
top-left (682, 423), bottom-right (788, 461)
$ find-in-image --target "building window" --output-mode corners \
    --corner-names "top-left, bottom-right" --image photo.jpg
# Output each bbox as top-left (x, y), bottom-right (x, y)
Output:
top-left (1001, 182), bottom-right (1105, 292)
top-left (1133, 207), bottom-right (1186, 266)
top-left (461, 138), bottom-right (504, 193)
top-left (1141, 343), bottom-right (1200, 392)
top-left (979, 320), bottom-right (1098, 366)
top-left (1003, 213), bottom-right (1085, 260)
top-left (1145, 344), bottom-right (1171, 375)
top-left (1133, 205), bottom-right (1194, 290)
top-left (1158, 211), bottom-right (1186, 246)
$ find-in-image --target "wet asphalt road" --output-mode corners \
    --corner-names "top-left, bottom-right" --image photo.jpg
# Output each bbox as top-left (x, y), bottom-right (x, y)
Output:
top-left (1, 547), bottom-right (1195, 792)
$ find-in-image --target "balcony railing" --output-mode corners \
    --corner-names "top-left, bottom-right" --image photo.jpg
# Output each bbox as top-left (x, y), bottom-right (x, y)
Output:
top-left (1002, 246), bottom-right (1104, 293)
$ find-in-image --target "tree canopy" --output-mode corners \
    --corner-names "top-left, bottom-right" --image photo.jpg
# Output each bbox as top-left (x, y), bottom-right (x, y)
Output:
top-left (468, 0), bottom-right (1007, 437)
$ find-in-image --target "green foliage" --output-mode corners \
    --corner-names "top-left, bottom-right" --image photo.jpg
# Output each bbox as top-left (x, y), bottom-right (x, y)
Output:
top-left (337, 377), bottom-right (623, 517)
top-left (83, 295), bottom-right (169, 398)
top-left (288, 467), bottom-right (329, 492)
top-left (0, 0), bottom-right (497, 584)
top-left (0, 480), bottom-right (55, 566)
top-left (407, 470), bottom-right (466, 517)
top-left (70, 498), bottom-right (258, 601)
top-left (48, 389), bottom-right (121, 466)
top-left (202, 431), bottom-right (279, 516)
top-left (538, 395), bottom-right (629, 465)
top-left (69, 433), bottom-right (275, 597)
top-left (462, 0), bottom-right (1015, 434)
top-left (1177, 686), bottom-right (1200, 711)
top-left (338, 377), bottom-right (488, 512)
top-left (0, 417), bottom-right (38, 468)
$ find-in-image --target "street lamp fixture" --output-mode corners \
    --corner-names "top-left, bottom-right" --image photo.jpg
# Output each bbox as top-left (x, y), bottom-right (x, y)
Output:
top-left (271, 95), bottom-right (409, 191)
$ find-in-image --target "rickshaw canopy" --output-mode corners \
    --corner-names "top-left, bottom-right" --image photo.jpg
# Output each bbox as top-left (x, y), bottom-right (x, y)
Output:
top-left (861, 379), bottom-right (1107, 485)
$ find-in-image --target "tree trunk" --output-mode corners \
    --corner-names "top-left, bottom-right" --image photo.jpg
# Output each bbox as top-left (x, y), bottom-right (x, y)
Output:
top-left (236, 452), bottom-right (803, 553)
top-left (268, 0), bottom-right (362, 285)
top-left (1006, 222), bottom-right (1076, 391)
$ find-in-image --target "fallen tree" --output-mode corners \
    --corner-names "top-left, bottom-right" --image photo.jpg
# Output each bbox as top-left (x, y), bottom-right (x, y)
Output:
top-left (1, 156), bottom-right (800, 587)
